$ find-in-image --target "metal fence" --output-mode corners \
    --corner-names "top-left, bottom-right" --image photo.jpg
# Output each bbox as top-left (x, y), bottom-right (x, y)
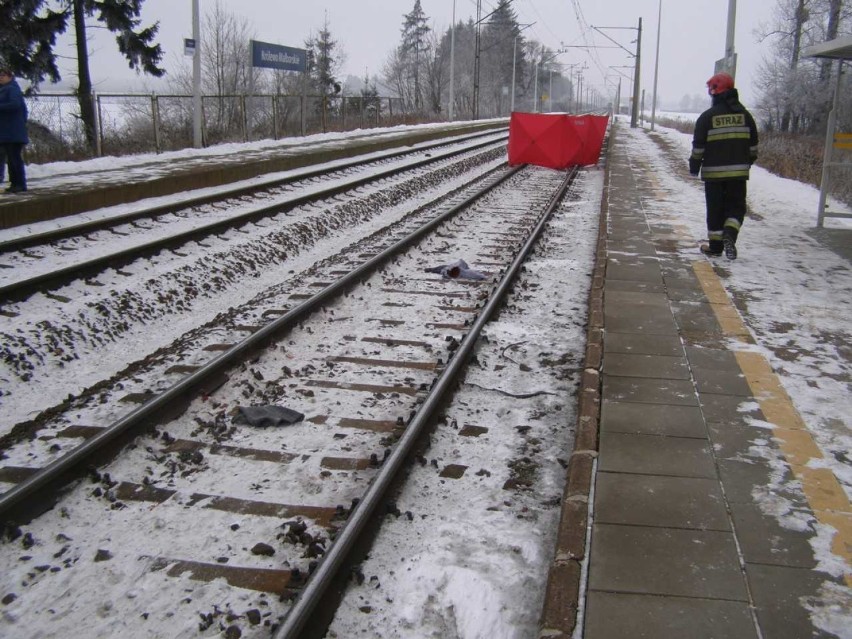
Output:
top-left (24, 92), bottom-right (413, 163)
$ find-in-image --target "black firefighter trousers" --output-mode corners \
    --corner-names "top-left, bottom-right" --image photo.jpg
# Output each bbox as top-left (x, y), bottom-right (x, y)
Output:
top-left (704, 179), bottom-right (747, 252)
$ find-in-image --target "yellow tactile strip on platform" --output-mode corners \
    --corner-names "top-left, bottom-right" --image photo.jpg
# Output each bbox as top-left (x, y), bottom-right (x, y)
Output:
top-left (692, 260), bottom-right (852, 586)
top-left (692, 261), bottom-right (751, 339)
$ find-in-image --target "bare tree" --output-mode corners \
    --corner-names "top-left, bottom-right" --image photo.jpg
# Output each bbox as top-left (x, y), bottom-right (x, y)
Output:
top-left (755, 0), bottom-right (851, 133)
top-left (422, 30), bottom-right (446, 115)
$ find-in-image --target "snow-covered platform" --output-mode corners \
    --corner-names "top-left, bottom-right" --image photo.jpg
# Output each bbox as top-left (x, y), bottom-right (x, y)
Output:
top-left (541, 122), bottom-right (851, 639)
top-left (0, 120), bottom-right (506, 230)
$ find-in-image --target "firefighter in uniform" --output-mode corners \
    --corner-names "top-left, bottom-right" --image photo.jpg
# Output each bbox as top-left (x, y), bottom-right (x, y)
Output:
top-left (689, 72), bottom-right (759, 260)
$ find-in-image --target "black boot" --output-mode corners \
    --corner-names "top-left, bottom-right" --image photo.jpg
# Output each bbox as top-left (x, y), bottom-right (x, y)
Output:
top-left (723, 236), bottom-right (737, 260)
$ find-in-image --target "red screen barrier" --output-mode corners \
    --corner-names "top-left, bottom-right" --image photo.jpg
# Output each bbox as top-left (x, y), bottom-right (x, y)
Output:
top-left (508, 112), bottom-right (609, 169)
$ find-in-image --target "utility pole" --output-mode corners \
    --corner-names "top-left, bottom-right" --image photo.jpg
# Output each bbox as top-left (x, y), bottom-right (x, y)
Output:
top-left (449, 0), bottom-right (456, 121)
top-left (192, 0), bottom-right (202, 148)
top-left (577, 73), bottom-right (583, 111)
top-left (651, 0), bottom-right (662, 131)
top-left (588, 23), bottom-right (642, 124)
top-left (472, 0), bottom-right (516, 119)
top-left (725, 0), bottom-right (737, 79)
top-left (533, 46), bottom-right (540, 112)
top-left (510, 23), bottom-right (535, 113)
top-left (473, 0), bottom-right (482, 119)
top-left (617, 77), bottom-right (622, 114)
top-left (715, 0), bottom-right (737, 77)
top-left (631, 17), bottom-right (642, 128)
top-left (511, 35), bottom-right (518, 113)
top-left (575, 69), bottom-right (582, 112)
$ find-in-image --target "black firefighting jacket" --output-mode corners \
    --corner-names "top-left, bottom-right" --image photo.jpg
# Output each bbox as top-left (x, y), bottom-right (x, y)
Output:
top-left (689, 89), bottom-right (759, 180)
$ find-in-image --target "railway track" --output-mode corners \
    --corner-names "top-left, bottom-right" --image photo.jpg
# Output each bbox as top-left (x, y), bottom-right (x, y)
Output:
top-left (0, 159), bottom-right (588, 638)
top-left (0, 138), bottom-right (508, 431)
top-left (0, 130), bottom-right (507, 303)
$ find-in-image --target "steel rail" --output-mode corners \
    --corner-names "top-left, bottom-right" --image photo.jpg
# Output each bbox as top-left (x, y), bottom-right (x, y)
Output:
top-left (0, 164), bottom-right (524, 522)
top-left (0, 136), bottom-right (508, 303)
top-left (274, 166), bottom-right (579, 639)
top-left (0, 129), bottom-right (508, 254)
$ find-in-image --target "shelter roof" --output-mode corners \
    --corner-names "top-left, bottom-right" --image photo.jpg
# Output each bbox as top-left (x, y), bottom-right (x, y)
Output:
top-left (803, 35), bottom-right (852, 59)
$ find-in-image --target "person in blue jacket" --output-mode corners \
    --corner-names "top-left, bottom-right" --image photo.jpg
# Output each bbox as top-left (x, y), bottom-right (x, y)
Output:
top-left (0, 67), bottom-right (29, 194)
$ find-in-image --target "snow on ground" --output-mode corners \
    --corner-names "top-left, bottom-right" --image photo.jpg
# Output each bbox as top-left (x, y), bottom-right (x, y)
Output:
top-left (327, 169), bottom-right (601, 639)
top-left (22, 119), bottom-right (507, 186)
top-left (326, 122), bottom-right (852, 638)
top-left (1, 119), bottom-right (850, 637)
top-left (636, 123), bottom-right (852, 497)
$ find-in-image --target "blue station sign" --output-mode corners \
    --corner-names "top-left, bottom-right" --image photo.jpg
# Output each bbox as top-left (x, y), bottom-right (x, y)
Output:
top-left (251, 40), bottom-right (307, 72)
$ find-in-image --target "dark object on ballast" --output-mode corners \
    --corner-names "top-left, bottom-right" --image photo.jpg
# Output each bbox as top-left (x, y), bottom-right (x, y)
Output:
top-left (233, 405), bottom-right (305, 427)
top-left (424, 259), bottom-right (486, 281)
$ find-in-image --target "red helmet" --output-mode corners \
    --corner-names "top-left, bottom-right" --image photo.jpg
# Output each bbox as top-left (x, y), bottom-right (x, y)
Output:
top-left (706, 72), bottom-right (735, 95)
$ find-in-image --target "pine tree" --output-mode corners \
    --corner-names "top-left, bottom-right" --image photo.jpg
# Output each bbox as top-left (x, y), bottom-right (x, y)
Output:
top-left (0, 1), bottom-right (68, 85)
top-left (400, 0), bottom-right (430, 111)
top-left (1, 1), bottom-right (164, 151)
top-left (361, 72), bottom-right (380, 120)
top-left (305, 16), bottom-right (342, 97)
top-left (71, 0), bottom-right (165, 150)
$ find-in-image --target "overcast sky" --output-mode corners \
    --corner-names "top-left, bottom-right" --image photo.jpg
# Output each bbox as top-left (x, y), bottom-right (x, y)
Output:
top-left (56, 0), bottom-right (778, 108)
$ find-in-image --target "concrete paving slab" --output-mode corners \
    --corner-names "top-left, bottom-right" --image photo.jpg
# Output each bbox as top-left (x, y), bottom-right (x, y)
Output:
top-left (601, 401), bottom-right (706, 438)
top-left (603, 376), bottom-right (699, 406)
top-left (607, 239), bottom-right (657, 255)
top-left (603, 305), bottom-right (680, 335)
top-left (606, 260), bottom-right (663, 283)
top-left (699, 393), bottom-right (765, 426)
top-left (604, 290), bottom-right (670, 307)
top-left (667, 287), bottom-right (710, 303)
top-left (685, 345), bottom-right (742, 371)
top-left (606, 227), bottom-right (652, 241)
top-left (716, 458), bottom-right (797, 504)
top-left (584, 591), bottom-right (758, 639)
top-left (660, 263), bottom-right (703, 289)
top-left (602, 353), bottom-right (691, 380)
top-left (648, 223), bottom-right (684, 234)
top-left (706, 421), bottom-right (775, 458)
top-left (659, 259), bottom-right (699, 275)
top-left (606, 225), bottom-right (651, 237)
top-left (603, 279), bottom-right (666, 294)
top-left (595, 472), bottom-right (730, 530)
top-left (745, 563), bottom-right (842, 639)
top-left (588, 523), bottom-right (749, 600)
top-left (729, 500), bottom-right (817, 568)
top-left (599, 432), bottom-right (717, 477)
top-left (693, 367), bottom-right (753, 396)
top-left (604, 333), bottom-right (684, 357)
top-left (663, 274), bottom-right (705, 291)
top-left (607, 221), bottom-right (651, 235)
top-left (671, 301), bottom-right (726, 336)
